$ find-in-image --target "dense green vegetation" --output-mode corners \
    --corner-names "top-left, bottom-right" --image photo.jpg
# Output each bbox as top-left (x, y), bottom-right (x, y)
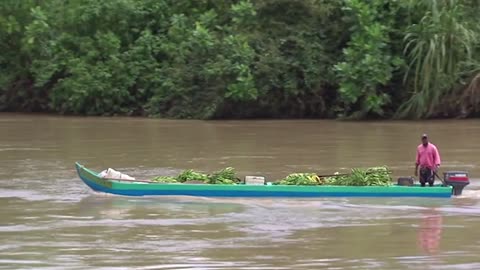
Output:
top-left (1, 0), bottom-right (479, 119)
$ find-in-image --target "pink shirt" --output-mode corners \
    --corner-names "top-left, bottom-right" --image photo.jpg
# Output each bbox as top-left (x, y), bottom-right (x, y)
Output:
top-left (416, 143), bottom-right (441, 169)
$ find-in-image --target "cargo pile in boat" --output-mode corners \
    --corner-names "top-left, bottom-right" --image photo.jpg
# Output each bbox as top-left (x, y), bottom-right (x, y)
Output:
top-left (152, 167), bottom-right (241, 184)
top-left (278, 166), bottom-right (392, 186)
top-left (152, 166), bottom-right (393, 186)
top-left (277, 173), bottom-right (323, 186)
top-left (322, 166), bottom-right (392, 186)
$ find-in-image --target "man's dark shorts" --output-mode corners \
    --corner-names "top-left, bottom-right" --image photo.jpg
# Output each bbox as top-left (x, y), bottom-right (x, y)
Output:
top-left (420, 167), bottom-right (434, 187)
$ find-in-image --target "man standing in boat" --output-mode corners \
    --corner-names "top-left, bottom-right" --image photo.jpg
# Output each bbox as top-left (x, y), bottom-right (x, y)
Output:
top-left (415, 134), bottom-right (441, 187)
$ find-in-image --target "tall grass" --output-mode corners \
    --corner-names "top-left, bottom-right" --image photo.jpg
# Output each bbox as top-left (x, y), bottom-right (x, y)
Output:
top-left (395, 0), bottom-right (478, 118)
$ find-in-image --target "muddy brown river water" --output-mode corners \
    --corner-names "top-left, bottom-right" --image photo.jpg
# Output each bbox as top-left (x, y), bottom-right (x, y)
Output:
top-left (1, 113), bottom-right (480, 269)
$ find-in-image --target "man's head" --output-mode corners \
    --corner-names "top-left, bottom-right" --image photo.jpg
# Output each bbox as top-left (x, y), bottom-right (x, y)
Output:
top-left (421, 134), bottom-right (429, 146)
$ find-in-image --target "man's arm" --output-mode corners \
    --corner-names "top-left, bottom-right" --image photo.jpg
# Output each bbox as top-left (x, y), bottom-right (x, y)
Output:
top-left (415, 147), bottom-right (420, 176)
top-left (434, 145), bottom-right (441, 171)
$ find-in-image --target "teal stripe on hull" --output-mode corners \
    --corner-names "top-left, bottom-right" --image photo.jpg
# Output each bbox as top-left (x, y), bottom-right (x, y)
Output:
top-left (75, 162), bottom-right (453, 198)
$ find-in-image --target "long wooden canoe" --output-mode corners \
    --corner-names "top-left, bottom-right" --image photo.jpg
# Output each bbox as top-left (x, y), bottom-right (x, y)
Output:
top-left (75, 162), bottom-right (453, 198)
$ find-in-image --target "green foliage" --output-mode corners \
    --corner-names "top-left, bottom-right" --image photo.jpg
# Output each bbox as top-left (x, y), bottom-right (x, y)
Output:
top-left (1, 0), bottom-right (479, 119)
top-left (144, 2), bottom-right (259, 119)
top-left (238, 0), bottom-right (342, 118)
top-left (206, 167), bottom-right (241, 185)
top-left (176, 169), bottom-right (209, 182)
top-left (324, 166), bottom-right (392, 186)
top-left (0, 0), bottom-right (48, 111)
top-left (152, 176), bottom-right (178, 183)
top-left (278, 173), bottom-right (321, 185)
top-left (334, 0), bottom-right (403, 118)
top-left (153, 167), bottom-right (240, 185)
top-left (395, 0), bottom-right (479, 118)
top-left (276, 166), bottom-right (392, 186)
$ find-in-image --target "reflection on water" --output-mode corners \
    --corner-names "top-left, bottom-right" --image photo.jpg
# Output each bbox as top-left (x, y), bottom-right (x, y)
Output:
top-left (2, 114), bottom-right (480, 269)
top-left (418, 209), bottom-right (443, 255)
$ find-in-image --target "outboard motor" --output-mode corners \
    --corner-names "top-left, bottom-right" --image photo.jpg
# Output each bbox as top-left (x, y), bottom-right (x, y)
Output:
top-left (443, 171), bottom-right (469, 196)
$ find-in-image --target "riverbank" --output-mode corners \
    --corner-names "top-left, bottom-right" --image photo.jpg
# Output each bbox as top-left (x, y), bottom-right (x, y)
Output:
top-left (1, 110), bottom-right (478, 122)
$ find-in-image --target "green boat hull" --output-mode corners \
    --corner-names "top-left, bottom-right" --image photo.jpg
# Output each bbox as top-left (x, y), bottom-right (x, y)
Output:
top-left (75, 162), bottom-right (453, 198)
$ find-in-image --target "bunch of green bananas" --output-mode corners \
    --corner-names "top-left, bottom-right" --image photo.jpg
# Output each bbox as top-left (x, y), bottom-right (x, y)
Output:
top-left (176, 169), bottom-right (209, 182)
top-left (278, 173), bottom-right (321, 185)
top-left (151, 176), bottom-right (178, 183)
top-left (152, 167), bottom-right (240, 185)
top-left (324, 166), bottom-right (392, 186)
top-left (206, 167), bottom-right (240, 185)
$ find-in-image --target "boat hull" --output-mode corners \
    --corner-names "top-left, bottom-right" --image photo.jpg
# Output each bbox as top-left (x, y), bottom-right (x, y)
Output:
top-left (75, 163), bottom-right (453, 198)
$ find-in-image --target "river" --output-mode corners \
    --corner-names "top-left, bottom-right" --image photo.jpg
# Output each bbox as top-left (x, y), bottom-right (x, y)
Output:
top-left (1, 113), bottom-right (480, 269)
